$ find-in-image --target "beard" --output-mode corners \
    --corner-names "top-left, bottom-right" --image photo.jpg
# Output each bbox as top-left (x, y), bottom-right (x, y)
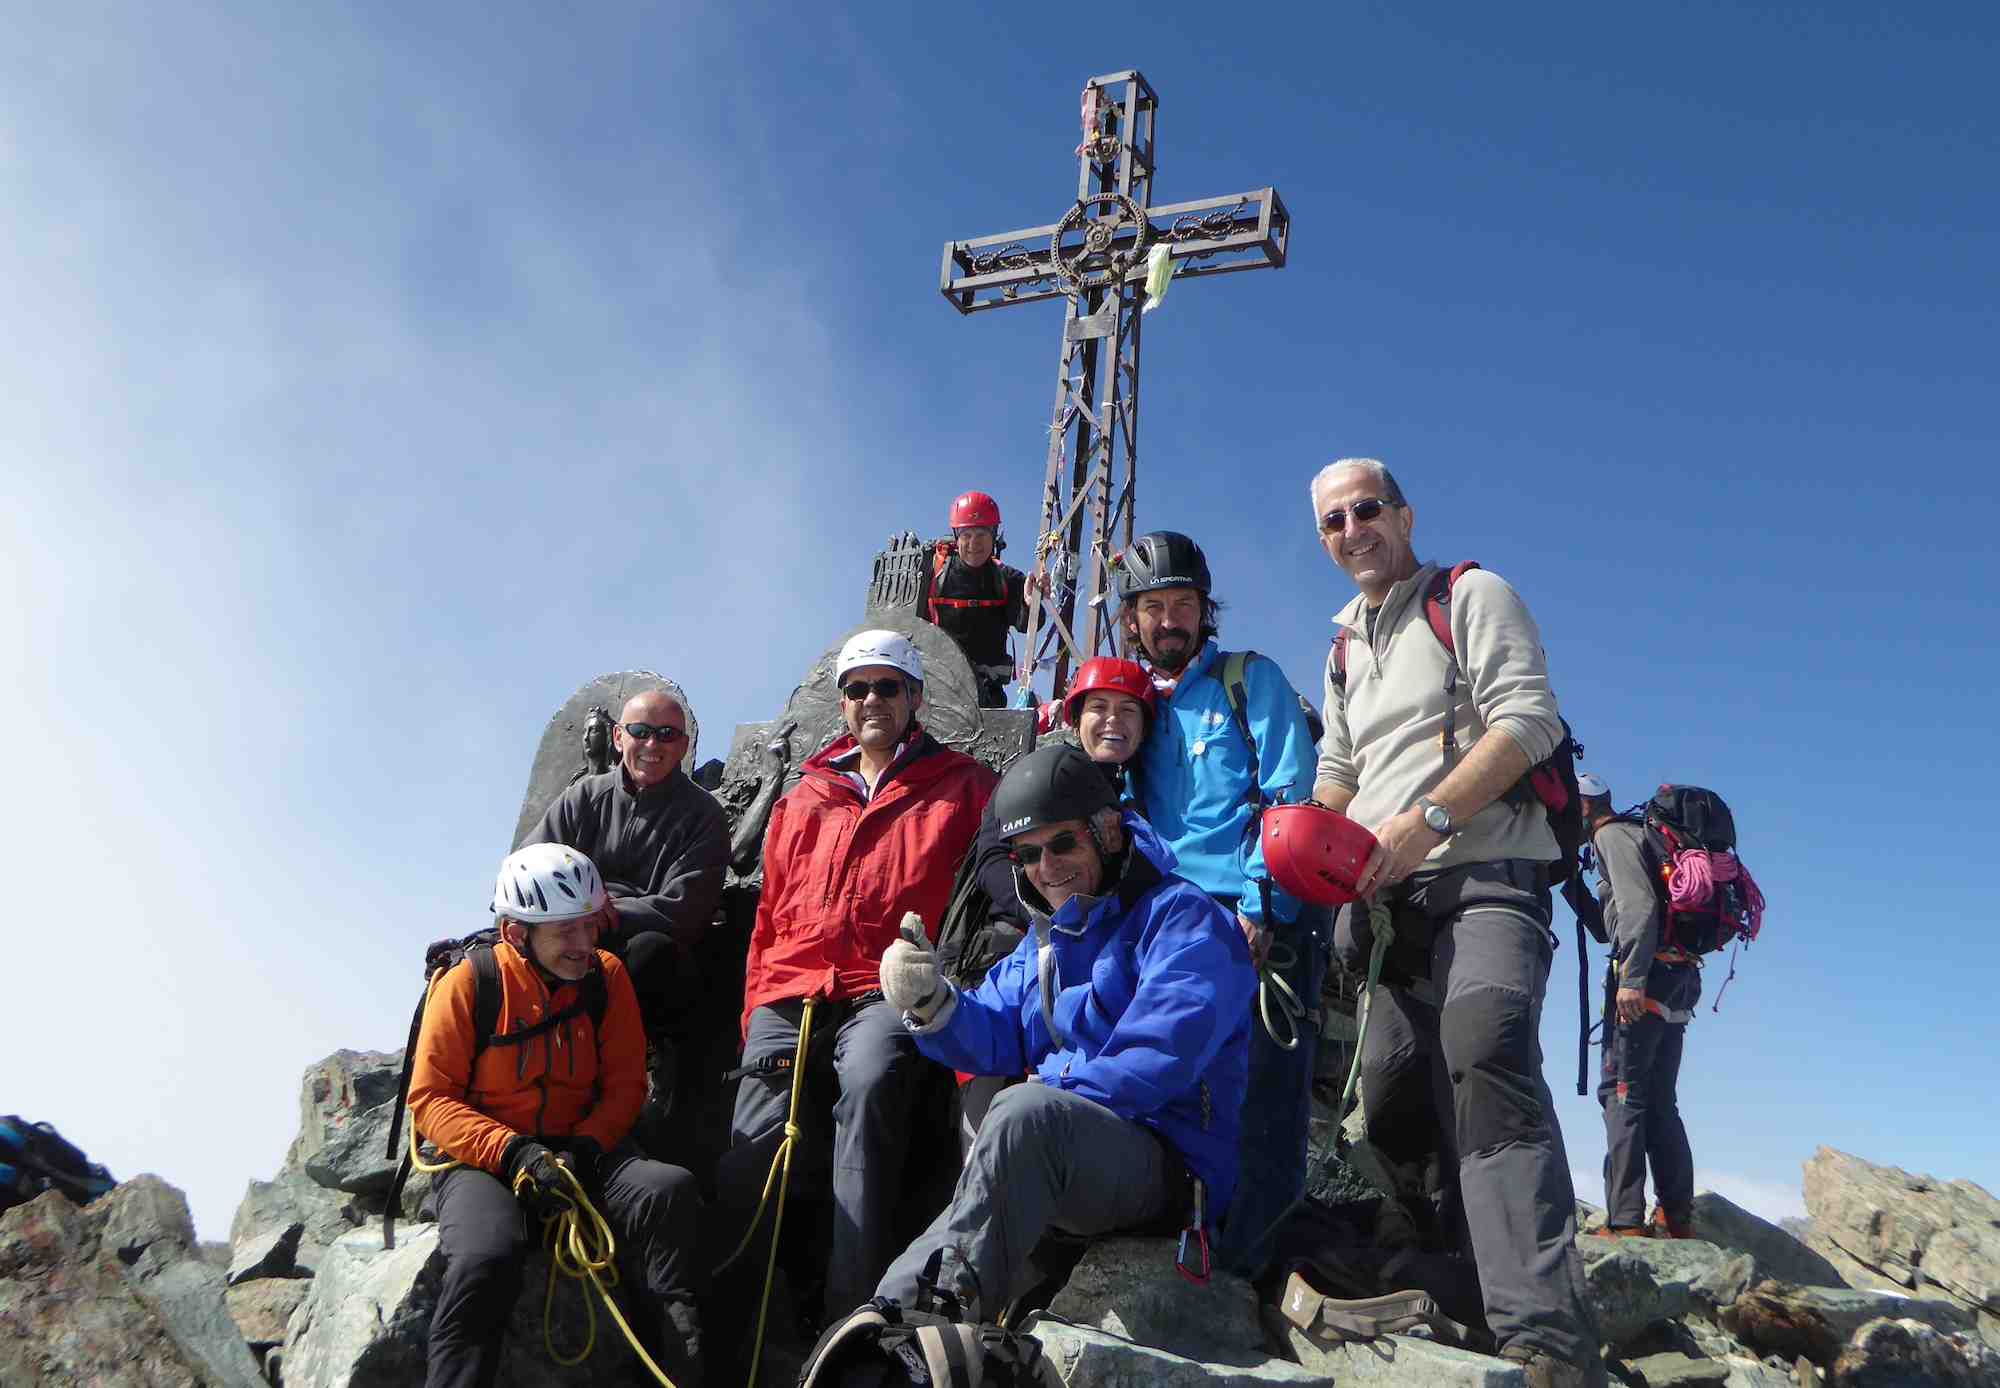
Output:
top-left (1146, 629), bottom-right (1194, 672)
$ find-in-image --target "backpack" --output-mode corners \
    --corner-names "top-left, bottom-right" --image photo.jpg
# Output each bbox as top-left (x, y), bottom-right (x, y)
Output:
top-left (380, 929), bottom-right (610, 1244)
top-left (1635, 785), bottom-right (1764, 956)
top-left (1329, 562), bottom-right (1585, 883)
top-left (933, 840), bottom-right (1025, 992)
top-left (799, 1271), bottom-right (1064, 1388)
top-left (0, 1115), bottom-right (115, 1217)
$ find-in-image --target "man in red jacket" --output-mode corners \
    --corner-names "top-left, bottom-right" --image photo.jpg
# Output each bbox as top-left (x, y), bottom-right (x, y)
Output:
top-left (719, 629), bottom-right (995, 1327)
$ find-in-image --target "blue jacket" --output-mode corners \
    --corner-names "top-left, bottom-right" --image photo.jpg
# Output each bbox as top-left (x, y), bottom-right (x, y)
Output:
top-left (1131, 640), bottom-right (1315, 925)
top-left (910, 814), bottom-right (1255, 1219)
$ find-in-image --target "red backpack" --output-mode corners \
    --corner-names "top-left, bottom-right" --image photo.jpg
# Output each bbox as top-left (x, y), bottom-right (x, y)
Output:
top-left (1330, 562), bottom-right (1586, 883)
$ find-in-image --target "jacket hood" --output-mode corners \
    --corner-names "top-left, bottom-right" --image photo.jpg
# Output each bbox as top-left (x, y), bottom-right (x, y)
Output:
top-left (1012, 810), bottom-right (1181, 936)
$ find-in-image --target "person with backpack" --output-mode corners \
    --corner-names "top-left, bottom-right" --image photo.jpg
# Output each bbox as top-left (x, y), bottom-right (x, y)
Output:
top-left (937, 657), bottom-right (1157, 1155)
top-left (524, 684), bottom-right (730, 1148)
top-left (1311, 457), bottom-right (1601, 1388)
top-left (871, 742), bottom-right (1255, 1318)
top-left (916, 491), bottom-right (1034, 707)
top-left (717, 629), bottom-right (996, 1329)
top-left (1113, 530), bottom-right (1327, 1282)
top-left (1583, 776), bottom-right (1741, 1241)
top-left (407, 843), bottom-right (703, 1388)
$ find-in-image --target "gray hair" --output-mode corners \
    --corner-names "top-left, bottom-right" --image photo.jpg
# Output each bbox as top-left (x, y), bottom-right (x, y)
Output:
top-left (1307, 457), bottom-right (1407, 522)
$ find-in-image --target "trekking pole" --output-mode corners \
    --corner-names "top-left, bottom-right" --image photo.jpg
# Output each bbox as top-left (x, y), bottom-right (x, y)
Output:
top-left (1336, 897), bottom-right (1394, 1121)
top-left (714, 996), bottom-right (818, 1388)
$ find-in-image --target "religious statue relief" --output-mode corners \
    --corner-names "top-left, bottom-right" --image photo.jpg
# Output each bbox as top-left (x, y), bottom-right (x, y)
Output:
top-left (567, 705), bottom-right (616, 786)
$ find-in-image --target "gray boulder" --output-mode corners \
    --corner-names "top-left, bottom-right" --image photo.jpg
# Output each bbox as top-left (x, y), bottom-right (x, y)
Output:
top-left (1044, 1236), bottom-right (1267, 1364)
top-left (1829, 1315), bottom-right (2000, 1386)
top-left (290, 1050), bottom-right (405, 1199)
top-left (231, 1170), bottom-right (365, 1278)
top-left (229, 1222), bottom-right (304, 1285)
top-left (0, 1183), bottom-right (264, 1388)
top-left (1691, 1193), bottom-right (1846, 1290)
top-left (1624, 1351), bottom-right (1731, 1385)
top-left (1803, 1148), bottom-right (2000, 1313)
top-left (1278, 1326), bottom-right (1527, 1385)
top-left (1720, 1280), bottom-right (1977, 1369)
top-left (1025, 1317), bottom-right (1322, 1388)
top-left (1577, 1236), bottom-right (1749, 1350)
top-left (282, 1225), bottom-right (617, 1387)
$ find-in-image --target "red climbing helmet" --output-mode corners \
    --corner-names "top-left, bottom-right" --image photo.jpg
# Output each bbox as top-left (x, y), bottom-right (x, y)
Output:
top-left (949, 491), bottom-right (1002, 531)
top-left (1062, 657), bottom-right (1157, 728)
top-left (1261, 803), bottom-right (1378, 907)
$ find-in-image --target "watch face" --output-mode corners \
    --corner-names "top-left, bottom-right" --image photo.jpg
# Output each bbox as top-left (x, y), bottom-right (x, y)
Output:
top-left (1424, 804), bottom-right (1449, 831)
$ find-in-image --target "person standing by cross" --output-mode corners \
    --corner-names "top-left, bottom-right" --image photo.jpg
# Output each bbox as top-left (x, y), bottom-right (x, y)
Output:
top-left (918, 490), bottom-right (1034, 708)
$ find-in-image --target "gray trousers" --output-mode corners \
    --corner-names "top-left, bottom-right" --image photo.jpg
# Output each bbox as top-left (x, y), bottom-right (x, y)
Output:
top-left (876, 1083), bottom-right (1185, 1319)
top-left (1354, 860), bottom-right (1599, 1367)
top-left (721, 997), bottom-right (927, 1319)
top-left (1599, 963), bottom-right (1700, 1227)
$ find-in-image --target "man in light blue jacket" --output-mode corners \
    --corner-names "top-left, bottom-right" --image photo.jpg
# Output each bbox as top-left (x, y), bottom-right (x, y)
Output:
top-left (1116, 530), bottom-right (1325, 1280)
top-left (873, 743), bottom-right (1254, 1318)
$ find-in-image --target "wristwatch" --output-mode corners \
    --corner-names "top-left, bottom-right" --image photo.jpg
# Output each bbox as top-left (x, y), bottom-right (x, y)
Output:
top-left (1416, 795), bottom-right (1454, 837)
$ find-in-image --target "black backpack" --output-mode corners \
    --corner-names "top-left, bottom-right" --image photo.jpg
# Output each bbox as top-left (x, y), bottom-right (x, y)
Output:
top-left (0, 1115), bottom-right (115, 1217)
top-left (932, 842), bottom-right (1026, 993)
top-left (380, 929), bottom-right (609, 1244)
top-left (1330, 563), bottom-right (1586, 883)
top-left (800, 1266), bottom-right (1064, 1388)
top-left (1637, 785), bottom-right (1752, 956)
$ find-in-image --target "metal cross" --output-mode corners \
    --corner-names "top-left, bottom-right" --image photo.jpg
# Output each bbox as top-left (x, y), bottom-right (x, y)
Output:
top-left (940, 70), bottom-right (1290, 696)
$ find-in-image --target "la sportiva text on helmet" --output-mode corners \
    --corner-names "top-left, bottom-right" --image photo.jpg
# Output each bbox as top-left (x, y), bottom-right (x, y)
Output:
top-left (1260, 803), bottom-right (1378, 907)
top-left (949, 491), bottom-right (1002, 531)
top-left (990, 743), bottom-right (1120, 841)
top-left (1063, 657), bottom-right (1157, 728)
top-left (1114, 531), bottom-right (1211, 604)
top-left (491, 843), bottom-right (609, 923)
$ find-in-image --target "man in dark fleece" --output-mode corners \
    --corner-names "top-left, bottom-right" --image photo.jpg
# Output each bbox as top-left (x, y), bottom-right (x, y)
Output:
top-left (527, 686), bottom-right (729, 1131)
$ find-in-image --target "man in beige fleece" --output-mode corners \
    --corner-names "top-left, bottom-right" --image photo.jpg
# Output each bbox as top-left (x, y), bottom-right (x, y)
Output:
top-left (1311, 457), bottom-right (1602, 1388)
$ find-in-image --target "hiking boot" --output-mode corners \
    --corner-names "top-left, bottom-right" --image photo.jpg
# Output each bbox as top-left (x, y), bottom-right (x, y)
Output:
top-left (1501, 1349), bottom-right (1608, 1388)
top-left (1587, 1223), bottom-right (1650, 1239)
top-left (1649, 1205), bottom-right (1696, 1240)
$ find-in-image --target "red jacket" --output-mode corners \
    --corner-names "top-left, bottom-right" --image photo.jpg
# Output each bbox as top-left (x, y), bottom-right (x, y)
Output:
top-left (742, 726), bottom-right (995, 1035)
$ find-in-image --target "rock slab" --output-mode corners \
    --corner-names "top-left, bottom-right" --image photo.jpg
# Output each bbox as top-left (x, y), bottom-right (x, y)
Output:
top-left (1720, 1280), bottom-right (1976, 1369)
top-left (1829, 1315), bottom-right (2000, 1386)
top-left (1027, 1317), bottom-right (1322, 1388)
top-left (227, 1276), bottom-right (311, 1349)
top-left (1044, 1236), bottom-right (1267, 1365)
top-left (1803, 1147), bottom-right (2000, 1314)
top-left (1690, 1193), bottom-right (1846, 1291)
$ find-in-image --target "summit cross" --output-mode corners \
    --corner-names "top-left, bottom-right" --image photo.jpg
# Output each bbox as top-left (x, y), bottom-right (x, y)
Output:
top-left (940, 70), bottom-right (1290, 696)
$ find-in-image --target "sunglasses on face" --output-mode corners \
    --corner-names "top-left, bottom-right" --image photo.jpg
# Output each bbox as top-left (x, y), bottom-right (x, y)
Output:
top-left (621, 722), bottom-right (686, 743)
top-left (1318, 497), bottom-right (1402, 534)
top-left (840, 678), bottom-right (907, 702)
top-left (1008, 830), bottom-right (1084, 867)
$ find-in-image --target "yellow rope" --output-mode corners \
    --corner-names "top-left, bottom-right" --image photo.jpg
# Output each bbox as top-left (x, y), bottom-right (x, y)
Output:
top-left (712, 997), bottom-right (817, 1388)
top-left (513, 1158), bottom-right (682, 1387)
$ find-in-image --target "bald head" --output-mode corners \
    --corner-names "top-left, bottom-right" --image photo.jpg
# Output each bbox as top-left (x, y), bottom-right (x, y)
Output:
top-left (613, 689), bottom-right (689, 789)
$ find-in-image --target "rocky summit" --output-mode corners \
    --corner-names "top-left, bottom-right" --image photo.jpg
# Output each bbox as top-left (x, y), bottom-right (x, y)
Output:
top-left (4, 1050), bottom-right (1999, 1388)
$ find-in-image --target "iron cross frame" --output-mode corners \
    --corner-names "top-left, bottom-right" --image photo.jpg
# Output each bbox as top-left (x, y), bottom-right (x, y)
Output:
top-left (940, 69), bottom-right (1289, 696)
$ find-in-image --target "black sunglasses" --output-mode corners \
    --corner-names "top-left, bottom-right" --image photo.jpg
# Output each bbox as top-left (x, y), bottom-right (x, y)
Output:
top-left (840, 678), bottom-right (908, 702)
top-left (1008, 830), bottom-right (1084, 867)
top-left (1318, 497), bottom-right (1402, 534)
top-left (620, 722), bottom-right (686, 743)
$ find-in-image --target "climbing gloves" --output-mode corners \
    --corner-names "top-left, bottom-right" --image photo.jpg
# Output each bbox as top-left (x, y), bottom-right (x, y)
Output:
top-left (500, 1136), bottom-right (574, 1219)
top-left (880, 912), bottom-right (956, 1028)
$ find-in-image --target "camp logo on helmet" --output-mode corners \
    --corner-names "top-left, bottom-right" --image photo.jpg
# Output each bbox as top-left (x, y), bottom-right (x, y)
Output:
top-left (1002, 816), bottom-right (1034, 835)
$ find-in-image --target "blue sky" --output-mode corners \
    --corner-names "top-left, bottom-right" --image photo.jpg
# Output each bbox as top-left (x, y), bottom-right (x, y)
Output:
top-left (6, 3), bottom-right (1995, 1239)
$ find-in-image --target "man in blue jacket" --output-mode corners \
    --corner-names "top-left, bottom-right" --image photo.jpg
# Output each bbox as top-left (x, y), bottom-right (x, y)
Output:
top-left (872, 743), bottom-right (1254, 1318)
top-left (1116, 530), bottom-right (1325, 1280)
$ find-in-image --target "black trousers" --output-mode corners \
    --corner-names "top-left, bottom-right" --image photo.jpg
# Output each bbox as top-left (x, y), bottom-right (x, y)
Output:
top-left (427, 1146), bottom-right (703, 1388)
top-left (1598, 962), bottom-right (1701, 1228)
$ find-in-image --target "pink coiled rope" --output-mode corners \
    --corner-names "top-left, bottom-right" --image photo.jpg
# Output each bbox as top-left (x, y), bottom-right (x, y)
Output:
top-left (1666, 849), bottom-right (1765, 940)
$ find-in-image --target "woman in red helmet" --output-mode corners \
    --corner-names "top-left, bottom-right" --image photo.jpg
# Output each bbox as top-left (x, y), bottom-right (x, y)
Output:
top-left (920, 491), bottom-right (1032, 708)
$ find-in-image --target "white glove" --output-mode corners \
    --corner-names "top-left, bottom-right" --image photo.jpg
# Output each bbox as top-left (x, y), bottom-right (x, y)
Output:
top-left (880, 912), bottom-right (953, 1027)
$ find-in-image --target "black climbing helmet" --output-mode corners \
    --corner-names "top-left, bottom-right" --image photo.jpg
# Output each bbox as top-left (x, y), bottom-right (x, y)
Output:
top-left (991, 743), bottom-right (1120, 841)
top-left (1114, 530), bottom-right (1211, 604)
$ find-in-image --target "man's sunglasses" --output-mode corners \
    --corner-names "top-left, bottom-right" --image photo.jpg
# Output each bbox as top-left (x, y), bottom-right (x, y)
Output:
top-left (1318, 497), bottom-right (1403, 534)
top-left (840, 678), bottom-right (908, 702)
top-left (620, 722), bottom-right (686, 743)
top-left (1008, 830), bottom-right (1084, 867)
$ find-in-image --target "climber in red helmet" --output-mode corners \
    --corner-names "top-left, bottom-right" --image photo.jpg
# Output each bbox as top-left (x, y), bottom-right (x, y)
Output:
top-left (919, 491), bottom-right (1036, 708)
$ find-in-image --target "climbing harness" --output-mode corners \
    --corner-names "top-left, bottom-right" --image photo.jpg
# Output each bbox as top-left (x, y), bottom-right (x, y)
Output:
top-left (717, 996), bottom-right (818, 1388)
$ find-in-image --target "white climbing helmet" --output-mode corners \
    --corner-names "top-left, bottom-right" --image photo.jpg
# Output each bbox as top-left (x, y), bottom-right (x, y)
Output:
top-left (1576, 772), bottom-right (1611, 800)
top-left (491, 843), bottom-right (608, 924)
top-left (835, 630), bottom-right (924, 684)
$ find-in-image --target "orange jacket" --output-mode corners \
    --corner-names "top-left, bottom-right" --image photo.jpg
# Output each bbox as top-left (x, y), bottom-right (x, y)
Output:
top-left (408, 940), bottom-right (646, 1174)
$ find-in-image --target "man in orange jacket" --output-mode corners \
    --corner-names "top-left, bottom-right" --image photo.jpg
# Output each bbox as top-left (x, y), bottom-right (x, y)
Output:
top-left (718, 629), bottom-right (995, 1330)
top-left (409, 843), bottom-right (703, 1388)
